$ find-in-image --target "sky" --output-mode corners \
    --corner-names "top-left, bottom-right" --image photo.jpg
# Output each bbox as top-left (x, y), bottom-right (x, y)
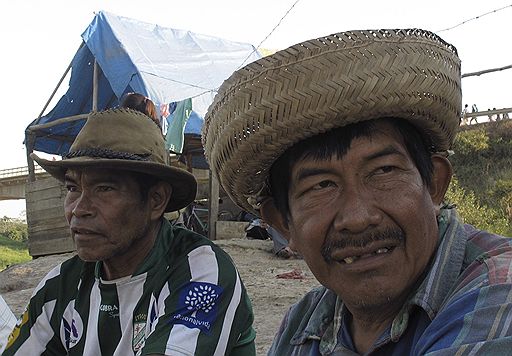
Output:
top-left (0, 0), bottom-right (511, 218)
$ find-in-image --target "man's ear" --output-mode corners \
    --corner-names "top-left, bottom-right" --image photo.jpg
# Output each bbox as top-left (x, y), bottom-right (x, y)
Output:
top-left (149, 182), bottom-right (172, 220)
top-left (429, 154), bottom-right (453, 213)
top-left (260, 199), bottom-right (291, 243)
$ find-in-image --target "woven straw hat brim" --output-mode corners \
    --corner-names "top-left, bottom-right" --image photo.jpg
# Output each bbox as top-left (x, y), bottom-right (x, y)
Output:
top-left (31, 153), bottom-right (197, 212)
top-left (202, 28), bottom-right (462, 215)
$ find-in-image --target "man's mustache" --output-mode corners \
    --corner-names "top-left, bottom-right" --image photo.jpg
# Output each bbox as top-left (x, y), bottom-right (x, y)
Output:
top-left (321, 227), bottom-right (405, 262)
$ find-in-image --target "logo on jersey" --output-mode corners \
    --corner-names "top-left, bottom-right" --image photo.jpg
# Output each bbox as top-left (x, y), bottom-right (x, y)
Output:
top-left (100, 304), bottom-right (119, 318)
top-left (60, 300), bottom-right (83, 350)
top-left (132, 319), bottom-right (146, 353)
top-left (6, 308), bottom-right (29, 349)
top-left (171, 282), bottom-right (223, 333)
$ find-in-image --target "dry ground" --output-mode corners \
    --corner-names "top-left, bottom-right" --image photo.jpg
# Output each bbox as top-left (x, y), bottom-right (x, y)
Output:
top-left (0, 238), bottom-right (320, 355)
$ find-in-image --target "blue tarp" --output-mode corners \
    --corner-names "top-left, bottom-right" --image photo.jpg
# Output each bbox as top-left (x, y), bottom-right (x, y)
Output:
top-left (27, 11), bottom-right (261, 162)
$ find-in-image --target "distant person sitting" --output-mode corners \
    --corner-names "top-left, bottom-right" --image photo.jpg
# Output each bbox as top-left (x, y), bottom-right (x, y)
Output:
top-left (245, 218), bottom-right (270, 240)
top-left (267, 225), bottom-right (301, 259)
top-left (120, 92), bottom-right (160, 126)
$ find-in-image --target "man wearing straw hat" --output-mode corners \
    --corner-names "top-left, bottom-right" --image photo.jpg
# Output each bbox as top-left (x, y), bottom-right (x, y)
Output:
top-left (4, 108), bottom-right (255, 355)
top-left (202, 29), bottom-right (512, 354)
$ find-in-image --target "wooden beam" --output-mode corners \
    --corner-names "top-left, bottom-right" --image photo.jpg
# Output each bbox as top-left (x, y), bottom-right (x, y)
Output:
top-left (26, 114), bottom-right (88, 133)
top-left (462, 64), bottom-right (512, 78)
top-left (25, 131), bottom-right (36, 182)
top-left (92, 59), bottom-right (99, 111)
top-left (208, 170), bottom-right (219, 240)
top-left (35, 42), bottom-right (85, 123)
top-left (464, 107), bottom-right (512, 118)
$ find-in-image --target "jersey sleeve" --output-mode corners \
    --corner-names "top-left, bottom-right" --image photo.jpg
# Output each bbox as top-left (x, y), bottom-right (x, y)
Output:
top-left (2, 264), bottom-right (67, 355)
top-left (141, 242), bottom-right (255, 356)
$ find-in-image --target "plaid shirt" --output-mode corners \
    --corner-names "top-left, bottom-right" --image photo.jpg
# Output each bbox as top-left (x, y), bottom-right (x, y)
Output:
top-left (268, 208), bottom-right (512, 355)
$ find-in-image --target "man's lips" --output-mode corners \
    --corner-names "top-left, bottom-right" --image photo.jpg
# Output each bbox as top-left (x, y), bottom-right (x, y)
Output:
top-left (328, 241), bottom-right (399, 264)
top-left (70, 226), bottom-right (101, 236)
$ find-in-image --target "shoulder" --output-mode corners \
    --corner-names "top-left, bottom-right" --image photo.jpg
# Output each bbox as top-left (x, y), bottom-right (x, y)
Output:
top-left (168, 226), bottom-right (238, 270)
top-left (32, 255), bottom-right (88, 297)
top-left (461, 225), bottom-right (512, 286)
top-left (418, 227), bottom-right (512, 352)
top-left (271, 286), bottom-right (335, 350)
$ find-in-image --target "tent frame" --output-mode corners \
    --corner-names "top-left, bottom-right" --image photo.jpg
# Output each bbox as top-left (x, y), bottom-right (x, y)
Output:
top-left (25, 47), bottom-right (220, 239)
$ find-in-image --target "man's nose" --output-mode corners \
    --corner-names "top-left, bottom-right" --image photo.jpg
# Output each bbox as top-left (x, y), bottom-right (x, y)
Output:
top-left (332, 186), bottom-right (382, 233)
top-left (71, 192), bottom-right (94, 217)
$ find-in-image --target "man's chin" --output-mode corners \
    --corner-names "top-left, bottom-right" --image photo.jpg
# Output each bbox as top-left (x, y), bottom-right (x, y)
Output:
top-left (77, 250), bottom-right (105, 262)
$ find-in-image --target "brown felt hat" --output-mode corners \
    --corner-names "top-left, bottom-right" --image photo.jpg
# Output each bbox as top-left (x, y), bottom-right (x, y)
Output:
top-left (31, 108), bottom-right (197, 212)
top-left (202, 28), bottom-right (462, 215)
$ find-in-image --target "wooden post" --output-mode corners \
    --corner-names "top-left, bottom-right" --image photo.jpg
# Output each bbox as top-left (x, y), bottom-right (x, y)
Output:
top-left (92, 59), bottom-right (99, 111)
top-left (25, 131), bottom-right (36, 182)
top-left (208, 170), bottom-right (219, 240)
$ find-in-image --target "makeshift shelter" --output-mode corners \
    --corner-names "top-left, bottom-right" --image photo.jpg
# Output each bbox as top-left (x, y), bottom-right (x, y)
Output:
top-left (24, 10), bottom-right (261, 256)
top-left (25, 10), bottom-right (261, 172)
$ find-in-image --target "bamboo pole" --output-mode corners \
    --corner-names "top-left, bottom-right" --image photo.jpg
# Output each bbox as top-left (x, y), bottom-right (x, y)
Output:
top-left (208, 171), bottom-right (219, 240)
top-left (92, 59), bottom-right (99, 111)
top-left (462, 64), bottom-right (512, 78)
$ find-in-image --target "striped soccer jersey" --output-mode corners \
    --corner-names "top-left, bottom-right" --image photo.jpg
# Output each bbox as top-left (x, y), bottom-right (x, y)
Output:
top-left (4, 219), bottom-right (255, 355)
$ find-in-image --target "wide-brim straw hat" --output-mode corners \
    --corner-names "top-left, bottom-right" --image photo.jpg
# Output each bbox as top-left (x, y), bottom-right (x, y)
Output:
top-left (202, 28), bottom-right (462, 215)
top-left (32, 108), bottom-right (197, 212)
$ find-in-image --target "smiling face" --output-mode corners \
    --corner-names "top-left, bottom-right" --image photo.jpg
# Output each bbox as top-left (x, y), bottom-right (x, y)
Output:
top-left (64, 168), bottom-right (168, 279)
top-left (264, 120), bottom-right (450, 316)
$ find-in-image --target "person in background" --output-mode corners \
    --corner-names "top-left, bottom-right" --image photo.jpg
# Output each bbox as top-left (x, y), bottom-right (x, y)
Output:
top-left (4, 109), bottom-right (255, 355)
top-left (120, 92), bottom-right (160, 126)
top-left (266, 224), bottom-right (301, 259)
top-left (0, 295), bottom-right (16, 354)
top-left (202, 28), bottom-right (512, 354)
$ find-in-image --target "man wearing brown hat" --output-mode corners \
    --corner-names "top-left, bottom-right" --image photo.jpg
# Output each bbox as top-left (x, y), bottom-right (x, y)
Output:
top-left (202, 29), bottom-right (512, 354)
top-left (4, 109), bottom-right (255, 355)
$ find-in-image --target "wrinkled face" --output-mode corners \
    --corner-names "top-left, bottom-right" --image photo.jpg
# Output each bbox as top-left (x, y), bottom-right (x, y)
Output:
top-left (286, 121), bottom-right (440, 311)
top-left (64, 168), bottom-right (153, 264)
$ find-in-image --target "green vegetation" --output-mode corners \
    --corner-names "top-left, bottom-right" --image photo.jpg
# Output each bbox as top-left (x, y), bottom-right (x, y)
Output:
top-left (448, 120), bottom-right (512, 236)
top-left (0, 217), bottom-right (30, 271)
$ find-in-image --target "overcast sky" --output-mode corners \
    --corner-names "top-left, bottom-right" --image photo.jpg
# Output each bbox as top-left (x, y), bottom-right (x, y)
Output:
top-left (0, 0), bottom-right (511, 218)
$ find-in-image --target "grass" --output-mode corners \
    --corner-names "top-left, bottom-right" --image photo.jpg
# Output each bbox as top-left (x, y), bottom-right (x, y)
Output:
top-left (0, 235), bottom-right (31, 271)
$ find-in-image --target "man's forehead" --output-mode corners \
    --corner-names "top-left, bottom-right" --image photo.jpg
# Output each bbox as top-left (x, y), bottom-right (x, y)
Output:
top-left (292, 120), bottom-right (408, 163)
top-left (64, 167), bottom-right (135, 181)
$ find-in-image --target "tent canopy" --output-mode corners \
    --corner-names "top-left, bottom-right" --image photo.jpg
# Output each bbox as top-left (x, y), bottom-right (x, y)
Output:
top-left (26, 10), bottom-right (261, 157)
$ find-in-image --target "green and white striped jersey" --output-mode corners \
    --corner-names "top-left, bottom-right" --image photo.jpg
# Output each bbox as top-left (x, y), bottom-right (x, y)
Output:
top-left (4, 219), bottom-right (255, 355)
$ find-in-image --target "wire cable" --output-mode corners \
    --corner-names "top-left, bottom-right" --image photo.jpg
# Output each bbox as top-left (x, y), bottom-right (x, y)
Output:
top-left (236, 0), bottom-right (301, 70)
top-left (437, 4), bottom-right (512, 32)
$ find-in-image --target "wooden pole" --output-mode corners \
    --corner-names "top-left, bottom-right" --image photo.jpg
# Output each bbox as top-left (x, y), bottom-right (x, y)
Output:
top-left (92, 59), bottom-right (99, 111)
top-left (462, 64), bottom-right (512, 78)
top-left (25, 131), bottom-right (36, 182)
top-left (35, 42), bottom-right (84, 124)
top-left (208, 170), bottom-right (219, 240)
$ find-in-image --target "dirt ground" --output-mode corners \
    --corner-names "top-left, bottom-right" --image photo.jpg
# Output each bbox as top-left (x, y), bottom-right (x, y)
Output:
top-left (0, 238), bottom-right (320, 355)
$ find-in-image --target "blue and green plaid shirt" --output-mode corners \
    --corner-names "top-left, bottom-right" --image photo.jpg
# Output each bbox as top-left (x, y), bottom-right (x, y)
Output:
top-left (268, 208), bottom-right (512, 355)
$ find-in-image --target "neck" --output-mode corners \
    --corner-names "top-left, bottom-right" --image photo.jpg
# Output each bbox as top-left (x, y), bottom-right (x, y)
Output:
top-left (348, 303), bottom-right (401, 354)
top-left (102, 218), bottom-right (162, 280)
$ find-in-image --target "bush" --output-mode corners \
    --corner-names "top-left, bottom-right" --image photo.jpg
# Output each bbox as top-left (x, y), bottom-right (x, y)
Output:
top-left (0, 234), bottom-right (30, 270)
top-left (0, 216), bottom-right (28, 242)
top-left (454, 129), bottom-right (489, 155)
top-left (445, 177), bottom-right (511, 236)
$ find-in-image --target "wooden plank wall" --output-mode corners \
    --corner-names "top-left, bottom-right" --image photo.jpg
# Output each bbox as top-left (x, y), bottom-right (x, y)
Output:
top-left (26, 177), bottom-right (74, 257)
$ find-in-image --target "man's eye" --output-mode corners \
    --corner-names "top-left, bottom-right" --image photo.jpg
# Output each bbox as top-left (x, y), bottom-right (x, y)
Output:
top-left (98, 186), bottom-right (114, 192)
top-left (377, 166), bottom-right (395, 174)
top-left (312, 180), bottom-right (336, 190)
top-left (65, 185), bottom-right (78, 192)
